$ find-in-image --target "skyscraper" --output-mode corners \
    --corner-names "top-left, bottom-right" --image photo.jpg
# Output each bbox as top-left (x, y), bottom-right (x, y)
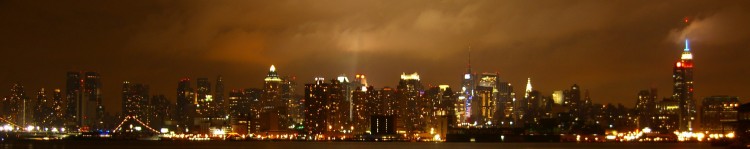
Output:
top-left (65, 72), bottom-right (103, 131)
top-left (673, 39), bottom-right (696, 131)
top-left (460, 65), bottom-right (475, 123)
top-left (176, 78), bottom-right (196, 132)
top-left (121, 81), bottom-right (149, 121)
top-left (196, 78), bottom-right (212, 117)
top-left (261, 65), bottom-right (289, 131)
top-left (215, 75), bottom-right (225, 117)
top-left (397, 72), bottom-right (424, 133)
top-left (635, 88), bottom-right (657, 129)
top-left (303, 78), bottom-right (329, 135)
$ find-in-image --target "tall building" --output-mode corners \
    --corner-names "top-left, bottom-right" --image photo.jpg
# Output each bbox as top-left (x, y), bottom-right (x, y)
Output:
top-left (196, 78), bottom-right (212, 117)
top-left (150, 94), bottom-right (173, 129)
top-left (700, 96), bottom-right (739, 133)
top-left (655, 98), bottom-right (679, 133)
top-left (215, 76), bottom-right (225, 117)
top-left (50, 89), bottom-right (66, 127)
top-left (635, 88), bottom-right (657, 129)
top-left (65, 72), bottom-right (103, 130)
top-left (261, 65), bottom-right (290, 131)
top-left (565, 84), bottom-right (582, 119)
top-left (303, 78), bottom-right (329, 135)
top-left (122, 81), bottom-right (149, 121)
top-left (673, 39), bottom-right (696, 132)
top-left (496, 82), bottom-right (515, 127)
top-left (397, 72), bottom-right (424, 133)
top-left (471, 86), bottom-right (494, 125)
top-left (4, 83), bottom-right (28, 126)
top-left (176, 78), bottom-right (196, 132)
top-left (461, 64), bottom-right (475, 123)
top-left (282, 76), bottom-right (302, 125)
top-left (34, 88), bottom-right (51, 127)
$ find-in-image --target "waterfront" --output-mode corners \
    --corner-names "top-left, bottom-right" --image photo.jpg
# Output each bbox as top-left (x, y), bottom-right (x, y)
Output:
top-left (0, 141), bottom-right (722, 149)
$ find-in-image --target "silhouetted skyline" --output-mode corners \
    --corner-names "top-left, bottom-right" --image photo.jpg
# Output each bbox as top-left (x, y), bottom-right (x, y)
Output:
top-left (1, 1), bottom-right (749, 114)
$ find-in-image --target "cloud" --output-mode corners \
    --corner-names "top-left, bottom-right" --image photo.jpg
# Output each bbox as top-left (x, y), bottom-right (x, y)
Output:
top-left (669, 6), bottom-right (750, 45)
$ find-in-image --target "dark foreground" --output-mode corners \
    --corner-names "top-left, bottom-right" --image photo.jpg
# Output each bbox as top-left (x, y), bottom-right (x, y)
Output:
top-left (0, 141), bottom-right (723, 149)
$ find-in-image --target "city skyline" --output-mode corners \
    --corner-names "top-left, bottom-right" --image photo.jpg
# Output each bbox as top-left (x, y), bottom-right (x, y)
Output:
top-left (1, 1), bottom-right (750, 115)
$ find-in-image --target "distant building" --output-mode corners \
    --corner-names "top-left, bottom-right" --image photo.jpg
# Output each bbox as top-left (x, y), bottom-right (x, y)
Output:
top-left (700, 96), bottom-right (739, 133)
top-left (655, 98), bottom-right (679, 133)
top-left (635, 88), bottom-right (657, 129)
top-left (397, 72), bottom-right (424, 133)
top-left (370, 115), bottom-right (396, 135)
top-left (122, 81), bottom-right (149, 122)
top-left (176, 78), bottom-right (196, 133)
top-left (673, 39), bottom-right (696, 132)
top-left (303, 78), bottom-right (330, 135)
top-left (471, 86), bottom-right (494, 125)
top-left (66, 72), bottom-right (104, 130)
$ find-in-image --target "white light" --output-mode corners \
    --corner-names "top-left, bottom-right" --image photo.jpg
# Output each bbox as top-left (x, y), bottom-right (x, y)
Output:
top-left (400, 72), bottom-right (420, 80)
top-left (25, 125), bottom-right (34, 132)
top-left (134, 126), bottom-right (142, 131)
top-left (213, 129), bottom-right (226, 135)
top-left (642, 127), bottom-right (652, 133)
top-left (464, 74), bottom-right (471, 79)
top-left (161, 128), bottom-right (169, 133)
top-left (270, 65), bottom-right (276, 72)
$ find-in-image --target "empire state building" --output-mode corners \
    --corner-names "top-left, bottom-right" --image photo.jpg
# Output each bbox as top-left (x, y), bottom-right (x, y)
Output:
top-left (673, 39), bottom-right (696, 132)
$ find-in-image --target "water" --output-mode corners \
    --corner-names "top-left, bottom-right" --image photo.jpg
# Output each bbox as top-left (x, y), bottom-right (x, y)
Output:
top-left (0, 141), bottom-right (723, 149)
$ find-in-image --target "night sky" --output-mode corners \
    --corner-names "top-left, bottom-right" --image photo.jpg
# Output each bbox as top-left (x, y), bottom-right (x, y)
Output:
top-left (1, 0), bottom-right (749, 114)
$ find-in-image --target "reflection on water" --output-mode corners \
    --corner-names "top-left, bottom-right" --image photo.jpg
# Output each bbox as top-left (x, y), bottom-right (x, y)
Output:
top-left (0, 141), bottom-right (721, 149)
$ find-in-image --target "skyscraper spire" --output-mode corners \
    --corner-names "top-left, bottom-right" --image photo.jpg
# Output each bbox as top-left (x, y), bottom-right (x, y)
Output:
top-left (681, 39), bottom-right (693, 60)
top-left (525, 78), bottom-right (532, 98)
top-left (466, 44), bottom-right (472, 74)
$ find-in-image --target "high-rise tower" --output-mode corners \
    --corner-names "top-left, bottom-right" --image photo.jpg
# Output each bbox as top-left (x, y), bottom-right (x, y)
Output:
top-left (673, 39), bottom-right (695, 131)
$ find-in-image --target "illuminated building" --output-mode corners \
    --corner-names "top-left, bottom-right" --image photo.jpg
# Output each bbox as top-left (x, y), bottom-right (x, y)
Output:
top-left (655, 98), bottom-right (679, 133)
top-left (328, 78), bottom-right (349, 133)
top-left (195, 78), bottom-right (215, 117)
top-left (496, 82), bottom-right (515, 127)
top-left (303, 78), bottom-right (329, 135)
top-left (425, 86), bottom-right (455, 129)
top-left (261, 65), bottom-right (289, 130)
top-left (635, 88), bottom-right (657, 129)
top-left (336, 75), bottom-right (352, 122)
top-left (471, 86), bottom-right (494, 125)
top-left (281, 76), bottom-right (302, 125)
top-left (461, 63), bottom-right (475, 123)
top-left (371, 115), bottom-right (396, 135)
top-left (673, 39), bottom-right (696, 132)
top-left (379, 87), bottom-right (397, 116)
top-left (229, 89), bottom-right (251, 134)
top-left (176, 78), bottom-right (196, 132)
top-left (122, 81), bottom-right (150, 123)
top-left (397, 72), bottom-right (424, 133)
top-left (66, 72), bottom-right (104, 130)
top-left (564, 84), bottom-right (582, 119)
top-left (3, 83), bottom-right (28, 127)
top-left (352, 86), bottom-right (376, 134)
top-left (700, 96), bottom-right (739, 133)
top-left (552, 90), bottom-right (563, 105)
top-left (50, 89), bottom-right (65, 127)
top-left (33, 88), bottom-right (51, 127)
